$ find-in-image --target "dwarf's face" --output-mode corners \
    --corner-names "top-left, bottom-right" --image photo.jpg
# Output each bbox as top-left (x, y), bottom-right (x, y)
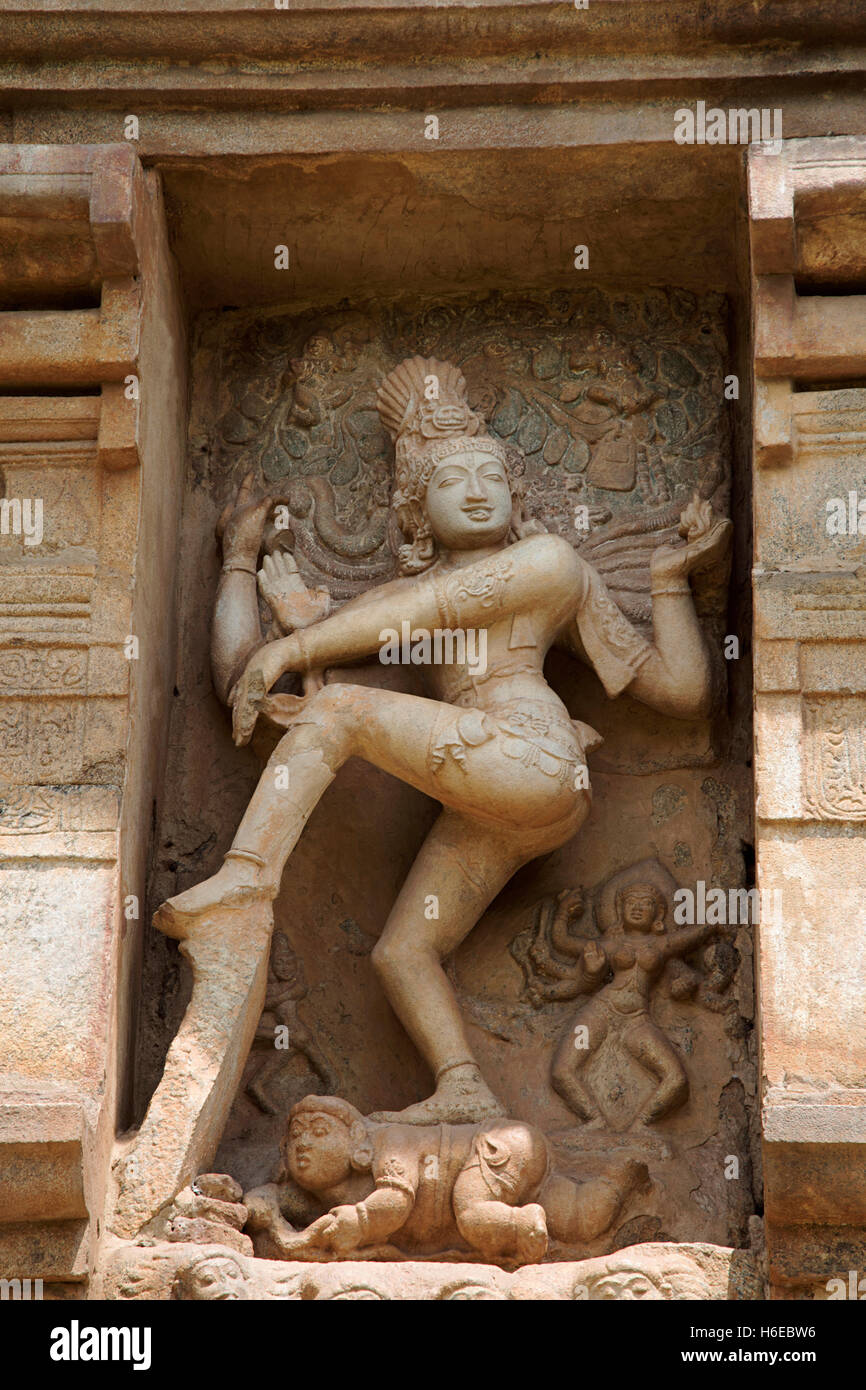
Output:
top-left (621, 888), bottom-right (663, 933)
top-left (184, 1256), bottom-right (249, 1301)
top-left (424, 449), bottom-right (512, 551)
top-left (286, 1112), bottom-right (353, 1191)
top-left (589, 1270), bottom-right (662, 1301)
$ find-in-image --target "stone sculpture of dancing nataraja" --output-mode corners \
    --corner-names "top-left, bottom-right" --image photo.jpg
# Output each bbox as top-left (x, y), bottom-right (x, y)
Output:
top-left (158, 356), bottom-right (731, 1127)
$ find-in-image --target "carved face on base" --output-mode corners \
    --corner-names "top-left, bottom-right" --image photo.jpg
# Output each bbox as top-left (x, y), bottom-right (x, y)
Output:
top-left (423, 448), bottom-right (512, 552)
top-left (286, 1110), bottom-right (354, 1191)
top-left (175, 1254), bottom-right (250, 1301)
top-left (588, 1269), bottom-right (663, 1301)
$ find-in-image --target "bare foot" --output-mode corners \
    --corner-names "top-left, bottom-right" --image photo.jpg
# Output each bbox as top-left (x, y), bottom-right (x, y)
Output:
top-left (370, 1066), bottom-right (506, 1125)
top-left (154, 860), bottom-right (275, 936)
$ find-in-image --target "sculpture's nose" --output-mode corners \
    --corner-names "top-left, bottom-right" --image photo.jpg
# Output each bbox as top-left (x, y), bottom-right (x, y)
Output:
top-left (464, 469), bottom-right (488, 501)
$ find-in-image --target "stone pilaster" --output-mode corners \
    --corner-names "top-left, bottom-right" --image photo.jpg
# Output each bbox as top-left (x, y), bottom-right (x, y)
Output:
top-left (749, 138), bottom-right (866, 1297)
top-left (0, 145), bottom-right (186, 1285)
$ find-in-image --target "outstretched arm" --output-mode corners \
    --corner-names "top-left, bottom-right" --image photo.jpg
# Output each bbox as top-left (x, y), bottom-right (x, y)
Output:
top-left (304, 1186), bottom-right (414, 1254)
top-left (264, 538), bottom-right (571, 675)
top-left (230, 534), bottom-right (582, 743)
top-left (661, 922), bottom-right (735, 961)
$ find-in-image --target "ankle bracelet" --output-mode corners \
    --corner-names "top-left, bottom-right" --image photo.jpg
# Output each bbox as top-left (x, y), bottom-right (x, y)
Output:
top-left (225, 847), bottom-right (267, 869)
top-left (435, 1059), bottom-right (477, 1083)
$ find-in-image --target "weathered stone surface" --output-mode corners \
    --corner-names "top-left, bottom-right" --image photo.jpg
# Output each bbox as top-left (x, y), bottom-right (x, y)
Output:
top-left (100, 1238), bottom-right (760, 1301)
top-left (749, 137), bottom-right (866, 1298)
top-left (0, 145), bottom-right (187, 1284)
top-left (123, 303), bottom-right (754, 1272)
top-left (2, 12), bottom-right (866, 1309)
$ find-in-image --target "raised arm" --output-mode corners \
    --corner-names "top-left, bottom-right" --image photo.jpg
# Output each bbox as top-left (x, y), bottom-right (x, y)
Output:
top-left (626, 508), bottom-right (731, 719)
top-left (211, 474), bottom-right (272, 704)
top-left (558, 499), bottom-right (732, 721)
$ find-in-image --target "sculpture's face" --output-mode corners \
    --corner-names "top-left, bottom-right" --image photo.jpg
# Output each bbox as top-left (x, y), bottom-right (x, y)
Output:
top-left (589, 1270), bottom-right (662, 1301)
top-left (424, 448), bottom-right (512, 550)
top-left (621, 888), bottom-right (663, 933)
top-left (286, 1112), bottom-right (352, 1190)
top-left (184, 1256), bottom-right (249, 1301)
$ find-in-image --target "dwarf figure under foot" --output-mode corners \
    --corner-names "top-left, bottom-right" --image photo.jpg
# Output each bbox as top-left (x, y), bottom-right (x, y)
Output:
top-left (244, 1094), bottom-right (649, 1267)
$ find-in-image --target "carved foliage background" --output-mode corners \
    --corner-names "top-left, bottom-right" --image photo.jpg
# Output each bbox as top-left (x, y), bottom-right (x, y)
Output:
top-left (192, 288), bottom-right (731, 625)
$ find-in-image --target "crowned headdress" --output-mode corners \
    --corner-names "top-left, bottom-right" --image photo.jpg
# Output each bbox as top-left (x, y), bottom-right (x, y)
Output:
top-left (377, 356), bottom-right (512, 573)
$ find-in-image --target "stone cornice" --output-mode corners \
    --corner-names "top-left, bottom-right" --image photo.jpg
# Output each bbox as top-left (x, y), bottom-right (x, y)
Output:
top-left (1, 1), bottom-right (866, 116)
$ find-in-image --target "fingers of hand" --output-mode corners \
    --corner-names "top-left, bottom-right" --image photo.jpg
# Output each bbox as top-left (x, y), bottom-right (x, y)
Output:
top-left (216, 499), bottom-right (233, 540)
top-left (237, 471), bottom-right (255, 507)
top-left (272, 549), bottom-right (300, 576)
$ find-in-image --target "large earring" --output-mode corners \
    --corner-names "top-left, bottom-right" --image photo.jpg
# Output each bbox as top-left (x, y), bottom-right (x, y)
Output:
top-left (349, 1120), bottom-right (373, 1173)
top-left (398, 527), bottom-right (436, 574)
top-left (350, 1142), bottom-right (373, 1173)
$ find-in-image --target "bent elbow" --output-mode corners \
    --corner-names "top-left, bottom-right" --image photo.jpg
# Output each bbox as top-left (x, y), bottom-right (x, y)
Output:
top-left (671, 672), bottom-right (714, 721)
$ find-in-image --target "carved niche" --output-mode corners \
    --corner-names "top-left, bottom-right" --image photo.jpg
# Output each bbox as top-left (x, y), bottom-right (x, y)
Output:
top-left (139, 289), bottom-right (755, 1268)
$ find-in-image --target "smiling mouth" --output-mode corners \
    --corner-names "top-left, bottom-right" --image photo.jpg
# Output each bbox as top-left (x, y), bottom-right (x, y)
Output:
top-left (463, 507), bottom-right (493, 520)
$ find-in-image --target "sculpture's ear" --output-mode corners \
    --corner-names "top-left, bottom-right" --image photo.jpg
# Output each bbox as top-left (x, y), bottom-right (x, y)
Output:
top-left (476, 1132), bottom-right (512, 1170)
top-left (349, 1121), bottom-right (373, 1173)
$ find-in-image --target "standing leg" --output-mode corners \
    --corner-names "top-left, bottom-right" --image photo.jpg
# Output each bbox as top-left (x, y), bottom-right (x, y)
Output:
top-left (623, 1019), bottom-right (689, 1124)
top-left (369, 809), bottom-right (531, 1124)
top-left (550, 997), bottom-right (609, 1124)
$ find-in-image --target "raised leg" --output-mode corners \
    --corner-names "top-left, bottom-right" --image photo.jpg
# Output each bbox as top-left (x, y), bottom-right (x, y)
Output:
top-left (115, 683), bottom-right (586, 1231)
top-left (156, 681), bottom-right (585, 934)
top-left (540, 1159), bottom-right (651, 1244)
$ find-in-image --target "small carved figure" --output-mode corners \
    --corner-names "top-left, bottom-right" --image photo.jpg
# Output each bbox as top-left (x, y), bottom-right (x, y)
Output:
top-left (514, 886), bottom-right (591, 1006)
top-left (245, 930), bottom-right (336, 1115)
top-left (172, 1251), bottom-right (251, 1301)
top-left (244, 1094), bottom-right (648, 1266)
top-left (549, 875), bottom-right (734, 1126)
top-left (566, 327), bottom-right (664, 491)
top-left (575, 1246), bottom-right (711, 1300)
